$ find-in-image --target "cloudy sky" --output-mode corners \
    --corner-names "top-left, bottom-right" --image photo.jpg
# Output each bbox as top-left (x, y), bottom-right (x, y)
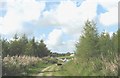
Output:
top-left (0, 0), bottom-right (118, 53)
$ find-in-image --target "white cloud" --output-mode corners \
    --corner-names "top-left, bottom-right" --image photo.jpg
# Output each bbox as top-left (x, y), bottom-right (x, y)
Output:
top-left (39, 0), bottom-right (97, 35)
top-left (37, 0), bottom-right (98, 52)
top-left (0, 8), bottom-right (23, 34)
top-left (98, 0), bottom-right (118, 26)
top-left (0, 0), bottom-right (45, 35)
top-left (51, 40), bottom-right (76, 53)
top-left (61, 40), bottom-right (76, 53)
top-left (0, 17), bottom-right (3, 24)
top-left (98, 0), bottom-right (118, 10)
top-left (99, 7), bottom-right (118, 26)
top-left (46, 29), bottom-right (63, 49)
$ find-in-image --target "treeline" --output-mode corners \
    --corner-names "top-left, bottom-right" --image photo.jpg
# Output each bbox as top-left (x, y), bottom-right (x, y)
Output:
top-left (51, 52), bottom-right (71, 57)
top-left (75, 20), bottom-right (119, 75)
top-left (76, 20), bottom-right (119, 61)
top-left (1, 34), bottom-right (51, 58)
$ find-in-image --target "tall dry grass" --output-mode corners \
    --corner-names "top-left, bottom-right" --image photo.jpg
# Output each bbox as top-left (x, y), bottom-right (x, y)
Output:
top-left (2, 55), bottom-right (41, 76)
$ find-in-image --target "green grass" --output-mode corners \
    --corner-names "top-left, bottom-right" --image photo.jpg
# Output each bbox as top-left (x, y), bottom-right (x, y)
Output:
top-left (57, 56), bottom-right (118, 76)
top-left (40, 64), bottom-right (63, 76)
top-left (55, 60), bottom-right (80, 76)
top-left (56, 59), bottom-right (104, 76)
top-left (24, 55), bottom-right (118, 76)
top-left (26, 61), bottom-right (52, 75)
top-left (49, 65), bottom-right (63, 76)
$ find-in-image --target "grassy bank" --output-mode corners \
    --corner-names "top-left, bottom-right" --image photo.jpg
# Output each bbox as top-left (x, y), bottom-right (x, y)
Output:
top-left (58, 55), bottom-right (118, 76)
top-left (26, 61), bottom-right (52, 76)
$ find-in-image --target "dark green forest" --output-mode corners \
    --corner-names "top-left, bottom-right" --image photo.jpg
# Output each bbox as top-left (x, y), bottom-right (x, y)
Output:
top-left (1, 34), bottom-right (68, 58)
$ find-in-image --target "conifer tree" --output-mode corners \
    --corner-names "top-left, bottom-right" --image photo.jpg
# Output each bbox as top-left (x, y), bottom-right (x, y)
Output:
top-left (76, 20), bottom-right (99, 61)
top-left (37, 40), bottom-right (50, 57)
top-left (99, 32), bottom-right (112, 57)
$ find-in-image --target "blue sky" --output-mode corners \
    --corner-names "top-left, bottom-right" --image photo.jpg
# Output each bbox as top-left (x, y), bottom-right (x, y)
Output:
top-left (0, 0), bottom-right (118, 53)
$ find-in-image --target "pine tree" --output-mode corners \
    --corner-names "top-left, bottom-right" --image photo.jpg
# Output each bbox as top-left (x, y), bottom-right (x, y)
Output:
top-left (117, 29), bottom-right (120, 54)
top-left (76, 20), bottom-right (99, 61)
top-left (99, 32), bottom-right (112, 57)
top-left (2, 39), bottom-right (9, 57)
top-left (13, 33), bottom-right (19, 40)
top-left (19, 34), bottom-right (28, 55)
top-left (37, 40), bottom-right (50, 57)
top-left (25, 37), bottom-right (36, 56)
top-left (9, 36), bottom-right (22, 56)
top-left (111, 32), bottom-right (118, 54)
